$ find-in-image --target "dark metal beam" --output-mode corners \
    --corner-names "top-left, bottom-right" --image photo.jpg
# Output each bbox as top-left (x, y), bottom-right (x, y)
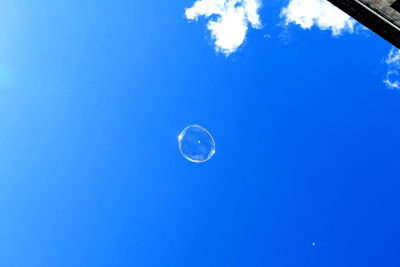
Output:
top-left (327, 0), bottom-right (400, 48)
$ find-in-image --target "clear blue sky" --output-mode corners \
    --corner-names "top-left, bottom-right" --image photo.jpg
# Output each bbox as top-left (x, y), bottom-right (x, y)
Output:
top-left (0, 0), bottom-right (399, 266)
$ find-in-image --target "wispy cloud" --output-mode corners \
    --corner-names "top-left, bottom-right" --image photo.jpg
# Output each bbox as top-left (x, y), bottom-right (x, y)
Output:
top-left (280, 0), bottom-right (356, 35)
top-left (384, 47), bottom-right (400, 89)
top-left (185, 0), bottom-right (262, 55)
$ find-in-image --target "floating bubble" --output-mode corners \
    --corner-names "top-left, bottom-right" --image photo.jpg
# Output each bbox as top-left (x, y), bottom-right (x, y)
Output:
top-left (178, 125), bottom-right (215, 163)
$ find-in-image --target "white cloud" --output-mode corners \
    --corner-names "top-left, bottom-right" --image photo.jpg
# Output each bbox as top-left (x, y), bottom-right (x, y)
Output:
top-left (280, 0), bottom-right (356, 35)
top-left (185, 0), bottom-right (262, 55)
top-left (384, 48), bottom-right (400, 89)
top-left (385, 47), bottom-right (400, 66)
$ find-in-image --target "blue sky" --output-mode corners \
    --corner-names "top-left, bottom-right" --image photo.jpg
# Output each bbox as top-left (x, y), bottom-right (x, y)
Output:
top-left (0, 0), bottom-right (400, 266)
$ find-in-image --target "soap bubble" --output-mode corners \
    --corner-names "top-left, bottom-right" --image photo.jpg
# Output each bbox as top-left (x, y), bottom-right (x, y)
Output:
top-left (178, 125), bottom-right (215, 163)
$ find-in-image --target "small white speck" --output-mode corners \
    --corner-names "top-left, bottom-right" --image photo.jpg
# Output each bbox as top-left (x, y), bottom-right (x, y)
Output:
top-left (312, 242), bottom-right (316, 246)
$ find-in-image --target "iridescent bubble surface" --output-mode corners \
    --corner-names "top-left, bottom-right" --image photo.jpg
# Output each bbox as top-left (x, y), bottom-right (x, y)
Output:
top-left (178, 125), bottom-right (215, 163)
